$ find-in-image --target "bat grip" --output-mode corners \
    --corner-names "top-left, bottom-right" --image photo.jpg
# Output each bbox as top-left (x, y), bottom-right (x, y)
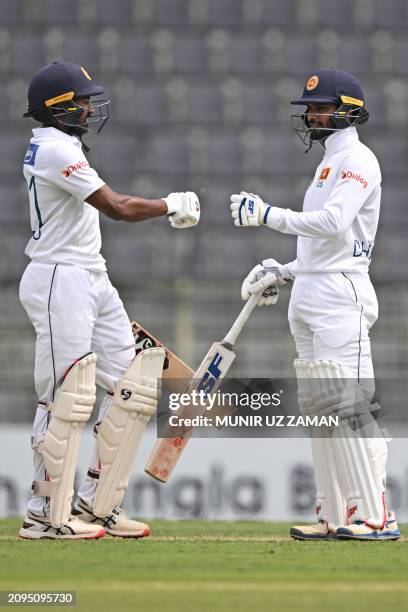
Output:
top-left (223, 291), bottom-right (263, 347)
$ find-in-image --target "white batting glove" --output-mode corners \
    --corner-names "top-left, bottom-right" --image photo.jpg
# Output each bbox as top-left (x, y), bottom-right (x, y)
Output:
top-left (241, 264), bottom-right (279, 306)
top-left (230, 192), bottom-right (272, 227)
top-left (164, 192), bottom-right (200, 229)
top-left (262, 258), bottom-right (295, 283)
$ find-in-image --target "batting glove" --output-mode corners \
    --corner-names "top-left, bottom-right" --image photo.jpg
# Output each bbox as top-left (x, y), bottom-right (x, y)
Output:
top-left (241, 264), bottom-right (279, 306)
top-left (241, 259), bottom-right (294, 306)
top-left (230, 191), bottom-right (273, 227)
top-left (165, 192), bottom-right (200, 229)
top-left (262, 258), bottom-right (295, 283)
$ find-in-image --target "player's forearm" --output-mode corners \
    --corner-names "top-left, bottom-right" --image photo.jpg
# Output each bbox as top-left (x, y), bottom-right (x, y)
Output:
top-left (112, 194), bottom-right (167, 222)
top-left (87, 186), bottom-right (200, 228)
top-left (87, 185), bottom-right (167, 222)
top-left (265, 177), bottom-right (371, 239)
top-left (231, 186), bottom-right (368, 239)
top-left (266, 206), bottom-right (352, 239)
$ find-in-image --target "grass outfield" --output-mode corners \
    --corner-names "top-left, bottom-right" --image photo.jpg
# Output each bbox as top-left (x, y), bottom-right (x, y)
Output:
top-left (0, 520), bottom-right (407, 612)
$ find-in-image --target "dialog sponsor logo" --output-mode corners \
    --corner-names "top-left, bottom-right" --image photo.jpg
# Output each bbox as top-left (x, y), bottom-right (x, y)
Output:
top-left (341, 170), bottom-right (368, 188)
top-left (62, 161), bottom-right (89, 177)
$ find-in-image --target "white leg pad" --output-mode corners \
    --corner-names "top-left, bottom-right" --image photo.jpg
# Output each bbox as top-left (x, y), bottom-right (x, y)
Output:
top-left (93, 347), bottom-right (165, 517)
top-left (33, 353), bottom-right (97, 528)
top-left (293, 359), bottom-right (314, 415)
top-left (310, 359), bottom-right (387, 528)
top-left (333, 430), bottom-right (387, 527)
top-left (294, 359), bottom-right (346, 529)
top-left (310, 436), bottom-right (347, 529)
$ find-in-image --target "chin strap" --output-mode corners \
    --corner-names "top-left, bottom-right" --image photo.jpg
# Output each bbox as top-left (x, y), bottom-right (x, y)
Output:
top-left (72, 130), bottom-right (90, 152)
top-left (80, 137), bottom-right (90, 153)
top-left (305, 132), bottom-right (332, 154)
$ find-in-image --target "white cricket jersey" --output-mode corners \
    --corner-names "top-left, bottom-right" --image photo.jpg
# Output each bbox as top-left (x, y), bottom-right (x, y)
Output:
top-left (23, 127), bottom-right (106, 272)
top-left (266, 127), bottom-right (381, 274)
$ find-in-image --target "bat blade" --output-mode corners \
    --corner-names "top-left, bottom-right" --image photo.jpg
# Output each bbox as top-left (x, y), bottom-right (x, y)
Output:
top-left (132, 321), bottom-right (236, 483)
top-left (190, 341), bottom-right (236, 395)
top-left (144, 340), bottom-right (236, 482)
top-left (142, 291), bottom-right (262, 483)
top-left (144, 437), bottom-right (190, 483)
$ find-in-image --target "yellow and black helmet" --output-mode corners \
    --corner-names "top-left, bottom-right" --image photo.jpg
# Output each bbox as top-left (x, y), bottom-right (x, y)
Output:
top-left (23, 61), bottom-right (109, 140)
top-left (290, 68), bottom-right (369, 150)
top-left (291, 68), bottom-right (369, 130)
top-left (24, 60), bottom-right (104, 117)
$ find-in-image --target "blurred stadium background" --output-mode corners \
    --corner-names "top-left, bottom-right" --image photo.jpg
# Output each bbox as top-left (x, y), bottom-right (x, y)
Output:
top-left (1, 0), bottom-right (408, 520)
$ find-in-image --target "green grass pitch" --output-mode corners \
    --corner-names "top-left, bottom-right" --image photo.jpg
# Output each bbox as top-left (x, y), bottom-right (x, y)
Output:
top-left (0, 520), bottom-right (407, 612)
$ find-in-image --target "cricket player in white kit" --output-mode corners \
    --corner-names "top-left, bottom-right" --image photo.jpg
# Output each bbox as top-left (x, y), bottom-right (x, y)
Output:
top-left (231, 69), bottom-right (400, 541)
top-left (19, 61), bottom-right (200, 539)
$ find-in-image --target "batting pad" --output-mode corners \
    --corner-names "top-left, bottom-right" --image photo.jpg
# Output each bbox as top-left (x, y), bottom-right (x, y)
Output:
top-left (294, 359), bottom-right (314, 415)
top-left (333, 429), bottom-right (387, 527)
top-left (33, 352), bottom-right (97, 528)
top-left (93, 347), bottom-right (165, 517)
top-left (310, 360), bottom-right (387, 528)
top-left (294, 359), bottom-right (346, 530)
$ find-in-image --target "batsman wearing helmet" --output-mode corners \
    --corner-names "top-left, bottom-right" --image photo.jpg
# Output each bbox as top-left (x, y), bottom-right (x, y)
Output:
top-left (19, 61), bottom-right (200, 540)
top-left (230, 68), bottom-right (400, 541)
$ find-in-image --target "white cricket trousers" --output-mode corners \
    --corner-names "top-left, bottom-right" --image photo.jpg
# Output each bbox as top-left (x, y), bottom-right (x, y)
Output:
top-left (288, 272), bottom-right (388, 529)
top-left (19, 261), bottom-right (135, 516)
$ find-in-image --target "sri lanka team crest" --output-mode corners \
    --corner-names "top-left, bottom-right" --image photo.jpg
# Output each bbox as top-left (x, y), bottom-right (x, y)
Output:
top-left (306, 75), bottom-right (319, 90)
top-left (319, 167), bottom-right (331, 180)
top-left (316, 167), bottom-right (331, 188)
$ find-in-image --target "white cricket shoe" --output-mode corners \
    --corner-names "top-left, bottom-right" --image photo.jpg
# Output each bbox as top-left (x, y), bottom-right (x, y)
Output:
top-left (19, 511), bottom-right (105, 540)
top-left (290, 520), bottom-right (338, 541)
top-left (336, 512), bottom-right (400, 541)
top-left (72, 498), bottom-right (151, 538)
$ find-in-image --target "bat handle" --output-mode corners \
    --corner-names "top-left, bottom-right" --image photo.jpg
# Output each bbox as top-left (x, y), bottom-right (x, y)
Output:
top-left (223, 290), bottom-right (263, 347)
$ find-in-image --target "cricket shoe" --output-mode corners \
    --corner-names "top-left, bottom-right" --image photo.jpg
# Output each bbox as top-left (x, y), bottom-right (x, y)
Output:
top-left (336, 512), bottom-right (400, 541)
top-left (72, 497), bottom-right (150, 538)
top-left (290, 520), bottom-right (338, 541)
top-left (19, 511), bottom-right (105, 540)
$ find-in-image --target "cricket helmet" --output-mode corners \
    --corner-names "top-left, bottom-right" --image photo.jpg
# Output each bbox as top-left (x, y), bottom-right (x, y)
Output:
top-left (23, 61), bottom-right (109, 136)
top-left (290, 68), bottom-right (369, 149)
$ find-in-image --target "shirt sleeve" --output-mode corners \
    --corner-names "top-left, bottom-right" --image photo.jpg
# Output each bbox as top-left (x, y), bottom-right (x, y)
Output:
top-left (265, 153), bottom-right (380, 239)
top-left (282, 258), bottom-right (298, 278)
top-left (43, 142), bottom-right (105, 201)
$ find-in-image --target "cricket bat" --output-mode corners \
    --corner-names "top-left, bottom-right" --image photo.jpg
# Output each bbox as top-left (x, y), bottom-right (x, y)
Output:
top-left (143, 290), bottom-right (262, 483)
top-left (132, 321), bottom-right (192, 392)
top-left (132, 320), bottom-right (234, 483)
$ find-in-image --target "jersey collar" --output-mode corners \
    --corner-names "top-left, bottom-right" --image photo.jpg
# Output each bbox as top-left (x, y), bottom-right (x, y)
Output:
top-left (32, 126), bottom-right (81, 145)
top-left (323, 126), bottom-right (359, 155)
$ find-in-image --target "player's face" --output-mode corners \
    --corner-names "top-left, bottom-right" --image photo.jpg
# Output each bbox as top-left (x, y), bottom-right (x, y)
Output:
top-left (74, 97), bottom-right (95, 126)
top-left (306, 103), bottom-right (337, 140)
